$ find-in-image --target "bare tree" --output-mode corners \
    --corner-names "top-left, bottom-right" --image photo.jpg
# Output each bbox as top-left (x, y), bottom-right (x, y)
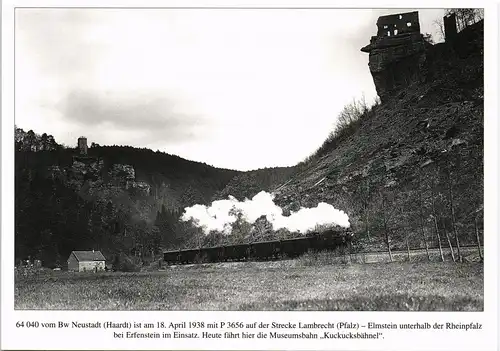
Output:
top-left (445, 229), bottom-right (456, 262)
top-left (380, 191), bottom-right (393, 262)
top-left (473, 208), bottom-right (483, 261)
top-left (403, 214), bottom-right (411, 262)
top-left (396, 191), bottom-right (412, 262)
top-left (446, 168), bottom-right (462, 262)
top-left (430, 177), bottom-right (445, 262)
top-left (417, 172), bottom-right (431, 260)
top-left (445, 8), bottom-right (484, 32)
top-left (362, 178), bottom-right (371, 240)
top-left (433, 19), bottom-right (446, 42)
top-left (336, 96), bottom-right (368, 130)
top-left (434, 8), bottom-right (483, 41)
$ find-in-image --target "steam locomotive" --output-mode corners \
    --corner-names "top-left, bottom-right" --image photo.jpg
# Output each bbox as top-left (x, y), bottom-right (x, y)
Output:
top-left (163, 228), bottom-right (353, 265)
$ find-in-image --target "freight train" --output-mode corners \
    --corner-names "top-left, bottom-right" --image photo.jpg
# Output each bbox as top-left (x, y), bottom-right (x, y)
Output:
top-left (163, 228), bottom-right (353, 265)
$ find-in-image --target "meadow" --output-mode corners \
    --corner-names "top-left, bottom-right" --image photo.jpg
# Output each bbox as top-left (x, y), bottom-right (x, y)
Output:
top-left (15, 259), bottom-right (483, 311)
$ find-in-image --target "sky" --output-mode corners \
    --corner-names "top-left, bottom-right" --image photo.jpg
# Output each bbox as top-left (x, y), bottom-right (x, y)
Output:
top-left (15, 8), bottom-right (445, 171)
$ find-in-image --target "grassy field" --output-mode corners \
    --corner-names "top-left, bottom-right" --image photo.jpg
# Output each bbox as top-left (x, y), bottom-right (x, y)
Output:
top-left (15, 259), bottom-right (483, 311)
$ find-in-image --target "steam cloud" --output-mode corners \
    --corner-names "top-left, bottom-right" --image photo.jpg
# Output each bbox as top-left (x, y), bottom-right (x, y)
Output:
top-left (181, 191), bottom-right (350, 235)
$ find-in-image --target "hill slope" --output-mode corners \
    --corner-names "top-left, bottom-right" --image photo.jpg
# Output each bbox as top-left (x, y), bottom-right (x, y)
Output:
top-left (213, 166), bottom-right (298, 201)
top-left (215, 21), bottom-right (484, 254)
top-left (274, 26), bottom-right (484, 253)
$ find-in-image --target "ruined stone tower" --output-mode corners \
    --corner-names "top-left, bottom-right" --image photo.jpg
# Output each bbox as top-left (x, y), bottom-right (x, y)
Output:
top-left (361, 11), bottom-right (427, 102)
top-left (78, 136), bottom-right (88, 155)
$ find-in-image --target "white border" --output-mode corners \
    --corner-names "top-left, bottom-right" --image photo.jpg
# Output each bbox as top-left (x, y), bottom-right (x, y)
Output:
top-left (2, 1), bottom-right (498, 350)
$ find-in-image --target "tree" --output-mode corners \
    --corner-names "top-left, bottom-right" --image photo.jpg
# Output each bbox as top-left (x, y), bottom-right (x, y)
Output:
top-left (336, 96), bottom-right (369, 130)
top-left (434, 9), bottom-right (483, 42)
top-left (473, 211), bottom-right (483, 260)
top-left (433, 19), bottom-right (446, 42)
top-left (435, 8), bottom-right (484, 40)
top-left (354, 177), bottom-right (373, 242)
top-left (25, 130), bottom-right (38, 152)
top-left (228, 209), bottom-right (253, 244)
top-left (380, 190), bottom-right (394, 262)
top-left (399, 206), bottom-right (411, 261)
top-left (417, 172), bottom-right (431, 261)
top-left (446, 167), bottom-right (462, 262)
top-left (445, 9), bottom-right (484, 32)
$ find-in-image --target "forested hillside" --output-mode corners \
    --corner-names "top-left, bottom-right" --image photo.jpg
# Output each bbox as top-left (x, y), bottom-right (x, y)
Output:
top-left (15, 129), bottom-right (240, 268)
top-left (270, 21), bottom-right (484, 257)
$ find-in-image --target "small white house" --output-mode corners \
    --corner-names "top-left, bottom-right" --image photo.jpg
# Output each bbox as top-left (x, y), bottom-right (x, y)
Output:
top-left (67, 250), bottom-right (106, 272)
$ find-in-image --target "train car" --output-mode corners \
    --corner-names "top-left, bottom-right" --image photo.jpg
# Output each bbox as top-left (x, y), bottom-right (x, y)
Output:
top-left (163, 227), bottom-right (352, 265)
top-left (250, 240), bottom-right (280, 261)
top-left (202, 246), bottom-right (223, 263)
top-left (279, 236), bottom-right (311, 258)
top-left (225, 244), bottom-right (251, 261)
top-left (164, 250), bottom-right (180, 265)
top-left (179, 248), bottom-right (200, 264)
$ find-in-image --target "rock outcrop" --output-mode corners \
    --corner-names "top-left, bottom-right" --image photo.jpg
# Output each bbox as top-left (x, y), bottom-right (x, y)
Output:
top-left (361, 11), bottom-right (427, 102)
top-left (48, 154), bottom-right (150, 197)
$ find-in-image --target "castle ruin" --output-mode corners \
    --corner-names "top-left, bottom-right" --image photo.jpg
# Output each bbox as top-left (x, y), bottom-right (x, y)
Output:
top-left (361, 11), bottom-right (427, 102)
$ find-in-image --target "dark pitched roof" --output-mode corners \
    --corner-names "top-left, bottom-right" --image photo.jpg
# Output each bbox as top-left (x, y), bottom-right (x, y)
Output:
top-left (71, 251), bottom-right (106, 262)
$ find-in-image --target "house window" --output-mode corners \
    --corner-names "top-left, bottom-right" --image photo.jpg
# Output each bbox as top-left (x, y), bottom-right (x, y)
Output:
top-left (387, 31), bottom-right (391, 36)
top-left (399, 15), bottom-right (403, 19)
top-left (394, 29), bottom-right (398, 35)
top-left (407, 22), bottom-right (412, 27)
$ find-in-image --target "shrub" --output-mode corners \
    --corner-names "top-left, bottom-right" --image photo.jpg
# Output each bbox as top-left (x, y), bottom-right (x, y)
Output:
top-left (112, 253), bottom-right (141, 272)
top-left (301, 95), bottom-right (380, 164)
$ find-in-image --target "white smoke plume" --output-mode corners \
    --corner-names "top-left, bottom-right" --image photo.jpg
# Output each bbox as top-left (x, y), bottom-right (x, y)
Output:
top-left (181, 191), bottom-right (350, 235)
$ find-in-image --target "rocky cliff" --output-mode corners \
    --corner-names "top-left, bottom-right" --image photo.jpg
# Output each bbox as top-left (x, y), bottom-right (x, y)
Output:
top-left (217, 16), bottom-right (484, 253)
top-left (361, 11), bottom-right (428, 102)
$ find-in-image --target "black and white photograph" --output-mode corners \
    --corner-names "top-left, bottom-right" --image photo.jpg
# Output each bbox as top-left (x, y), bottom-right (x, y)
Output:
top-left (12, 7), bottom-right (485, 313)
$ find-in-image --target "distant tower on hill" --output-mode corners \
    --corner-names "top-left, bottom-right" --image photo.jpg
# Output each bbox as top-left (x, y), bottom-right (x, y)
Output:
top-left (72, 136), bottom-right (98, 165)
top-left (78, 136), bottom-right (88, 155)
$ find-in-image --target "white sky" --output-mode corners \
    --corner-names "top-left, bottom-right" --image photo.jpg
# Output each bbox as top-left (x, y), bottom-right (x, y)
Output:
top-left (15, 8), bottom-right (445, 171)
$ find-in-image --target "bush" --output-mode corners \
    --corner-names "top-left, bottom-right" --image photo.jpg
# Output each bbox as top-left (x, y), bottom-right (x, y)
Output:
top-left (112, 253), bottom-right (141, 272)
top-left (301, 95), bottom-right (380, 164)
top-left (142, 259), bottom-right (164, 271)
top-left (336, 96), bottom-right (369, 130)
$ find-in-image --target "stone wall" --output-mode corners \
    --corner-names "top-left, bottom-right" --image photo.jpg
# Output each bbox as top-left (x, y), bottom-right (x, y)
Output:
top-left (376, 11), bottom-right (420, 37)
